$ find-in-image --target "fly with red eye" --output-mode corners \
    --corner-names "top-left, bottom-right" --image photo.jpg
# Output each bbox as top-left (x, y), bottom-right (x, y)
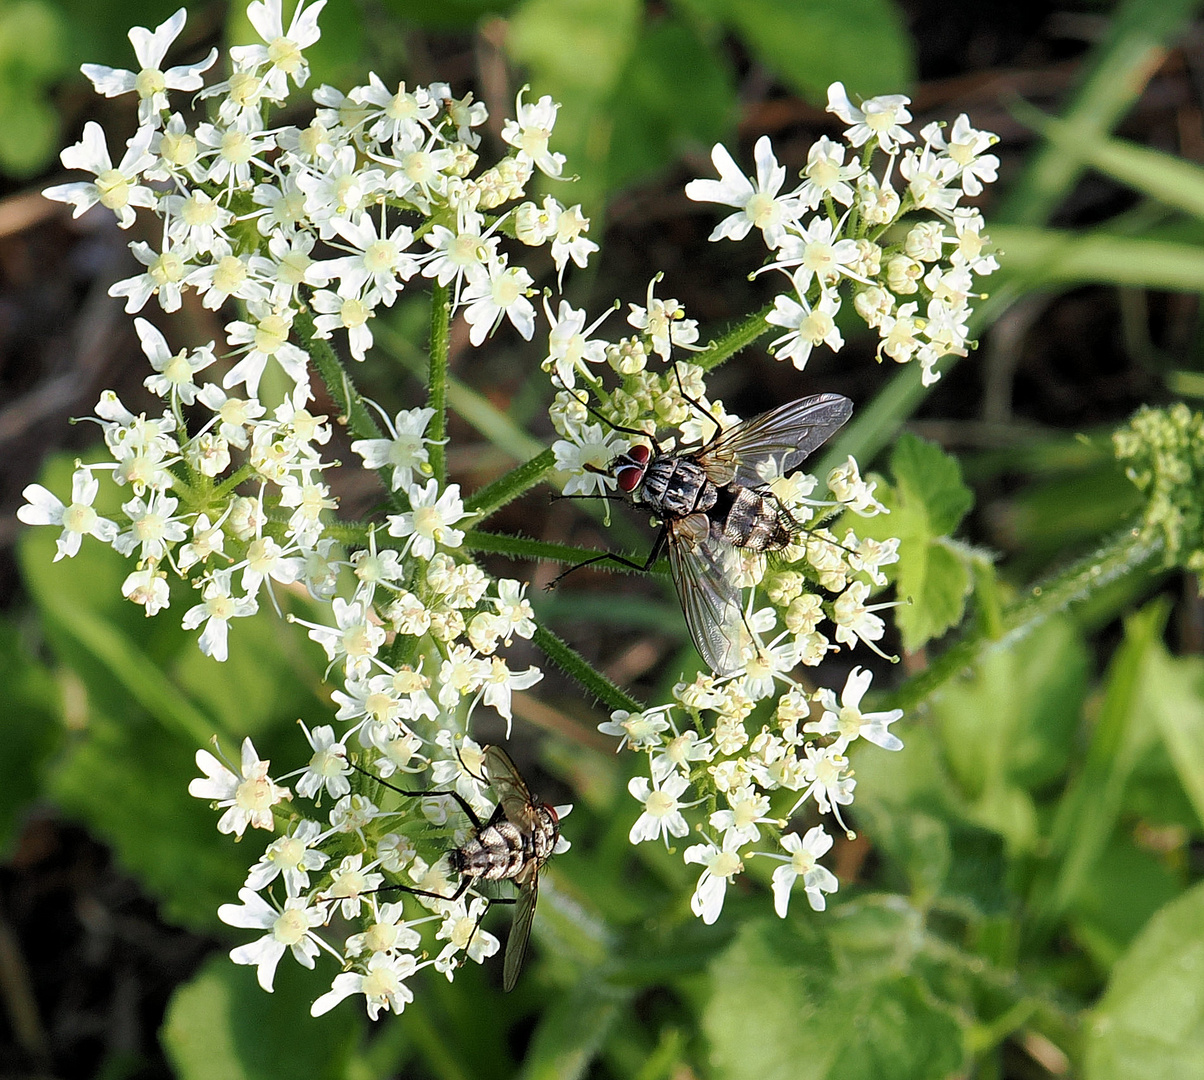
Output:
top-left (550, 384), bottom-right (853, 675)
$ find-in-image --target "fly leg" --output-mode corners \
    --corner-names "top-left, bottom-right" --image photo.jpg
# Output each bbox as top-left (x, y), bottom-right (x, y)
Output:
top-left (544, 525), bottom-right (669, 589)
top-left (348, 759), bottom-right (487, 832)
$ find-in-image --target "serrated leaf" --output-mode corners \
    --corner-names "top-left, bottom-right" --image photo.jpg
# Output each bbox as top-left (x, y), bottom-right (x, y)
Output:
top-left (1085, 881), bottom-right (1204, 1080)
top-left (162, 954), bottom-right (361, 1080)
top-left (714, 0), bottom-right (913, 102)
top-left (858, 433), bottom-right (974, 651)
top-left (891, 433), bottom-right (974, 537)
top-left (704, 913), bottom-right (965, 1080)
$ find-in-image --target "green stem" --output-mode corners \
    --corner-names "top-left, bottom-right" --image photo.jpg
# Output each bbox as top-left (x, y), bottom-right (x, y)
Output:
top-left (212, 462), bottom-right (257, 501)
top-left (464, 447), bottom-right (557, 519)
top-left (427, 282), bottom-right (451, 482)
top-left (463, 528), bottom-right (669, 575)
top-left (692, 303), bottom-right (775, 373)
top-left (294, 307), bottom-right (384, 443)
top-left (533, 625), bottom-right (644, 714)
top-left (890, 524), bottom-right (1164, 712)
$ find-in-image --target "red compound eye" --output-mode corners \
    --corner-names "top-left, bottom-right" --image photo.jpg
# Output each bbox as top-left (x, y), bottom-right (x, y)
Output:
top-left (616, 463), bottom-right (643, 492)
top-left (629, 443), bottom-right (651, 464)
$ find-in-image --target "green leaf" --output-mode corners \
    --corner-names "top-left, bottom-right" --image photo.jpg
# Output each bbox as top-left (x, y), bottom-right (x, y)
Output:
top-left (0, 0), bottom-right (65, 176)
top-left (857, 432), bottom-right (974, 651)
top-left (1143, 647), bottom-right (1204, 831)
top-left (162, 953), bottom-right (361, 1080)
top-left (990, 226), bottom-right (1204, 292)
top-left (713, 0), bottom-right (913, 102)
top-left (604, 17), bottom-right (736, 193)
top-left (1041, 601), bottom-right (1169, 924)
top-left (704, 912), bottom-right (966, 1080)
top-left (379, 0), bottom-right (515, 30)
top-left (518, 979), bottom-right (630, 1080)
top-left (0, 618), bottom-right (60, 853)
top-left (1085, 881), bottom-right (1204, 1080)
top-left (929, 616), bottom-right (1088, 848)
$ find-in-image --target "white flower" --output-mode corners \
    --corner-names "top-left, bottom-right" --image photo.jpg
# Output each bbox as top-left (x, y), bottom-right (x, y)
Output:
top-left (295, 723), bottom-right (351, 800)
top-left (924, 114), bottom-right (1000, 196)
top-left (552, 424), bottom-right (623, 497)
top-left (708, 784), bottom-right (775, 845)
top-left (219, 889), bottom-right (325, 992)
top-left (323, 853), bottom-right (385, 920)
top-left (435, 896), bottom-right (500, 971)
top-left (762, 826), bottom-right (839, 915)
top-left (223, 302), bottom-right (311, 403)
top-left (180, 569), bottom-right (259, 662)
top-left (627, 277), bottom-right (699, 361)
top-left (245, 819), bottom-right (329, 895)
top-left (137, 318), bottom-right (214, 404)
top-left (766, 291), bottom-right (843, 370)
top-left (770, 215), bottom-right (862, 294)
top-left (550, 203), bottom-right (597, 282)
top-left (685, 136), bottom-right (801, 249)
top-left (806, 666), bottom-right (904, 752)
top-left (386, 479), bottom-right (468, 560)
top-left (542, 299), bottom-right (611, 389)
top-left (112, 491), bottom-right (187, 561)
top-left (627, 773), bottom-right (693, 845)
top-left (479, 656), bottom-right (543, 734)
top-left (683, 833), bottom-right (744, 924)
top-left (299, 597), bottom-right (386, 680)
top-left (80, 8), bottom-right (217, 126)
top-left (460, 260), bottom-right (536, 346)
top-left (230, 0), bottom-right (326, 99)
top-left (17, 468), bottom-right (118, 560)
top-left (797, 136), bottom-right (862, 209)
top-left (311, 951), bottom-right (421, 1020)
top-left (189, 736), bottom-right (290, 837)
top-left (350, 406), bottom-right (435, 491)
top-left (121, 566), bottom-right (171, 616)
top-left (325, 212), bottom-right (418, 304)
top-left (825, 82), bottom-right (914, 154)
top-left (500, 87), bottom-right (566, 178)
top-left (44, 122), bottom-right (157, 228)
top-left (344, 901), bottom-right (422, 958)
top-left (598, 707), bottom-right (671, 751)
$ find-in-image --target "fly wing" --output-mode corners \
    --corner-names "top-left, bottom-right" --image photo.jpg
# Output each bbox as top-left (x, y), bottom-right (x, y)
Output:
top-left (697, 394), bottom-right (852, 489)
top-left (483, 745), bottom-right (540, 831)
top-left (667, 514), bottom-right (748, 676)
top-left (503, 873), bottom-right (538, 993)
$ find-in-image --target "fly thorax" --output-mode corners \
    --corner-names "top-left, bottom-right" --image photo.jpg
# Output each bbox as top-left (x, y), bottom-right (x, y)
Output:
top-left (642, 457), bottom-right (716, 517)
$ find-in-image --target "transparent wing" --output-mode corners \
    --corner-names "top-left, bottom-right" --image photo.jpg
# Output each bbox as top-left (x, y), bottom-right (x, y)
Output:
top-left (503, 875), bottom-right (538, 993)
top-left (483, 745), bottom-right (540, 831)
top-left (697, 394), bottom-right (853, 489)
top-left (667, 515), bottom-right (748, 676)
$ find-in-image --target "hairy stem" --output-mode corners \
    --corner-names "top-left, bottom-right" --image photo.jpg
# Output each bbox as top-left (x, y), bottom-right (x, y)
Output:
top-left (294, 307), bottom-right (384, 443)
top-left (890, 525), bottom-right (1164, 712)
top-left (464, 447), bottom-right (557, 519)
top-left (427, 282), bottom-right (451, 482)
top-left (533, 625), bottom-right (644, 714)
top-left (692, 303), bottom-right (775, 373)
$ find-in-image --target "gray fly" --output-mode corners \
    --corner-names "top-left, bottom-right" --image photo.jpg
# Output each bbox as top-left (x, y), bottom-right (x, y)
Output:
top-left (558, 391), bottom-right (853, 674)
top-left (355, 745), bottom-right (561, 992)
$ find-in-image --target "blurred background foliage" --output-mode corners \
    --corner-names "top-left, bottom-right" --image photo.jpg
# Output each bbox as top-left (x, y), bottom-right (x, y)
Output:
top-left (5, 0), bottom-right (1204, 1078)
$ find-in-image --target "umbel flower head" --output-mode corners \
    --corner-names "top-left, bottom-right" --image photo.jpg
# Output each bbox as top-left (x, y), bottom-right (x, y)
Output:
top-left (20, 0), bottom-right (1001, 1018)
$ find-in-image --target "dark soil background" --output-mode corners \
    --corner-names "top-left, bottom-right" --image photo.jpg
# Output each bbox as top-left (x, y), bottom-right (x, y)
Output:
top-left (1, 3), bottom-right (1198, 1077)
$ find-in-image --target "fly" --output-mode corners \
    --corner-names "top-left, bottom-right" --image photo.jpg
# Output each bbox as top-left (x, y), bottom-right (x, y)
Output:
top-left (354, 745), bottom-right (561, 992)
top-left (555, 389), bottom-right (853, 675)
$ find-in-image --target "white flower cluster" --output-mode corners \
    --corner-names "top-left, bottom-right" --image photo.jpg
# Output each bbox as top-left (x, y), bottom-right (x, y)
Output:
top-left (22, 0), bottom-right (592, 1016)
top-left (685, 83), bottom-right (1000, 387)
top-left (606, 665), bottom-right (902, 921)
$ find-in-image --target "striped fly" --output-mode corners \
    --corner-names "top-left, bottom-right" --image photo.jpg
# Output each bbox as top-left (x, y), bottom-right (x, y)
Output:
top-left (564, 392), bottom-right (853, 675)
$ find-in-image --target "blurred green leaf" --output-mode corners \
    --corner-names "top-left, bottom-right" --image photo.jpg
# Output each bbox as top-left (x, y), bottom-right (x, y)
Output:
top-left (604, 17), bottom-right (736, 193)
top-left (381, 0), bottom-right (515, 30)
top-left (1143, 646), bottom-right (1204, 830)
top-left (929, 616), bottom-right (1088, 851)
top-left (519, 979), bottom-right (631, 1080)
top-left (0, 0), bottom-right (67, 175)
top-left (163, 953), bottom-right (362, 1080)
top-left (704, 911), bottom-right (965, 1080)
top-left (999, 0), bottom-right (1202, 225)
top-left (1042, 601), bottom-right (1169, 924)
top-left (859, 432), bottom-right (974, 651)
top-left (710, 0), bottom-right (913, 101)
top-left (1084, 881), bottom-right (1204, 1079)
top-left (0, 619), bottom-right (60, 853)
top-left (990, 226), bottom-right (1204, 292)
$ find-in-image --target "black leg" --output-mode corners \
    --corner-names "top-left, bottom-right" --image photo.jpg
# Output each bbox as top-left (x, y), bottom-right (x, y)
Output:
top-left (349, 760), bottom-right (486, 832)
top-left (672, 361), bottom-right (724, 438)
top-left (544, 526), bottom-right (668, 589)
